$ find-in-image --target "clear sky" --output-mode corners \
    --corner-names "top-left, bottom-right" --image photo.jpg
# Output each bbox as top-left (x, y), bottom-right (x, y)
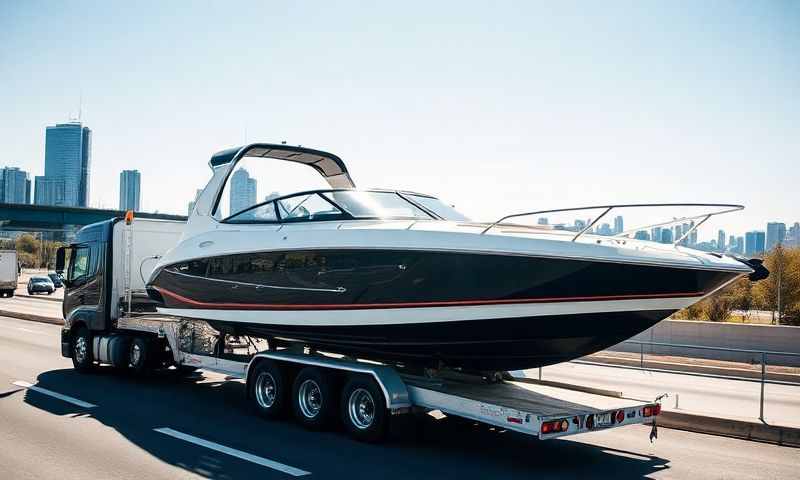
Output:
top-left (2, 1), bottom-right (798, 240)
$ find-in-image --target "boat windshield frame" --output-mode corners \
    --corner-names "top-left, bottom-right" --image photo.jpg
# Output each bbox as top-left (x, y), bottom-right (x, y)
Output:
top-left (221, 188), bottom-right (457, 224)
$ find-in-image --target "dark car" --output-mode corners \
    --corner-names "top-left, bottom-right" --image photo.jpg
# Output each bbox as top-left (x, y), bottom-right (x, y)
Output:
top-left (47, 272), bottom-right (63, 288)
top-left (27, 276), bottom-right (55, 295)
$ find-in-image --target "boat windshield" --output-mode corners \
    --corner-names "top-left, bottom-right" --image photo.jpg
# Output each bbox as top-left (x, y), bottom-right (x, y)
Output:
top-left (224, 190), bottom-right (468, 223)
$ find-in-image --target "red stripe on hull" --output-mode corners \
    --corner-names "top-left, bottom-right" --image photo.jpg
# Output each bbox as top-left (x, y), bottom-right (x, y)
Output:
top-left (153, 286), bottom-right (704, 311)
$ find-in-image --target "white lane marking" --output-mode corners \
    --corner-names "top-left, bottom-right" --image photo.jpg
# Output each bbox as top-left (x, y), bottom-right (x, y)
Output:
top-left (11, 381), bottom-right (96, 409)
top-left (154, 427), bottom-right (310, 476)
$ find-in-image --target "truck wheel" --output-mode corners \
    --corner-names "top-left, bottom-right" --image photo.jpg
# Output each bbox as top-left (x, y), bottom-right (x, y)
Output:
top-left (340, 375), bottom-right (387, 442)
top-left (292, 367), bottom-right (336, 430)
top-left (249, 360), bottom-right (287, 418)
top-left (71, 326), bottom-right (94, 373)
top-left (129, 337), bottom-right (152, 375)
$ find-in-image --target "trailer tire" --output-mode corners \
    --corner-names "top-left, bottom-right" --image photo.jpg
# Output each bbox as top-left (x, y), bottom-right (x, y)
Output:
top-left (249, 360), bottom-right (287, 419)
top-left (340, 375), bottom-right (387, 443)
top-left (292, 367), bottom-right (336, 430)
top-left (71, 326), bottom-right (94, 373)
top-left (129, 337), bottom-right (152, 375)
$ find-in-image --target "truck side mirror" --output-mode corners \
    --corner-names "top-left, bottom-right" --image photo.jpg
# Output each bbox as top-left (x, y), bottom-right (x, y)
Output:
top-left (55, 247), bottom-right (66, 275)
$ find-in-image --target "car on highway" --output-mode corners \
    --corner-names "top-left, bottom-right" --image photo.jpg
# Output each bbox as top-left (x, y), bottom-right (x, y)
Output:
top-left (27, 276), bottom-right (55, 295)
top-left (48, 272), bottom-right (64, 288)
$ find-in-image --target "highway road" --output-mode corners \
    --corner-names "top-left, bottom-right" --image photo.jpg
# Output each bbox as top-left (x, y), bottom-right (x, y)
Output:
top-left (528, 361), bottom-right (800, 428)
top-left (0, 315), bottom-right (797, 479)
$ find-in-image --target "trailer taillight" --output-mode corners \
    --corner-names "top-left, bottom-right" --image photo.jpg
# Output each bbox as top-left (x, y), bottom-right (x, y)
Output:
top-left (541, 418), bottom-right (570, 434)
top-left (615, 410), bottom-right (625, 423)
top-left (642, 404), bottom-right (662, 417)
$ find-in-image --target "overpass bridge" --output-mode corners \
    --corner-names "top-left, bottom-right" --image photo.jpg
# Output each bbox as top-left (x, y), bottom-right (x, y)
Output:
top-left (0, 203), bottom-right (187, 236)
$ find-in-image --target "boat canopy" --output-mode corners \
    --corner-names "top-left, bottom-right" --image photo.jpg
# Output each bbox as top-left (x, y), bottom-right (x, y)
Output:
top-left (209, 143), bottom-right (355, 189)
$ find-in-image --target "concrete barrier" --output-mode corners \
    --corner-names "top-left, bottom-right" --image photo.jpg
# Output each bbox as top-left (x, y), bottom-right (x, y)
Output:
top-left (609, 320), bottom-right (800, 367)
top-left (658, 410), bottom-right (800, 448)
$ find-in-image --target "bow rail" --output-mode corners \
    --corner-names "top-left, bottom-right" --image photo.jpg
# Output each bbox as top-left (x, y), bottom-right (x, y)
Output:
top-left (479, 203), bottom-right (744, 245)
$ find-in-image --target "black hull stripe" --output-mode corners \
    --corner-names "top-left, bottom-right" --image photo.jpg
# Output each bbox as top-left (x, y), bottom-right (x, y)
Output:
top-left (154, 286), bottom-right (704, 311)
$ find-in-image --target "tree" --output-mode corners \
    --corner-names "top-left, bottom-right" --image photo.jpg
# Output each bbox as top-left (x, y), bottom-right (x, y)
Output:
top-left (753, 245), bottom-right (800, 326)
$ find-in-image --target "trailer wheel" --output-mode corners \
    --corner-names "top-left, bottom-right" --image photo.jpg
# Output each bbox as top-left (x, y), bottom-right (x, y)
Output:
top-left (340, 375), bottom-right (387, 442)
top-left (291, 367), bottom-right (336, 430)
top-left (249, 360), bottom-right (287, 418)
top-left (71, 326), bottom-right (94, 373)
top-left (129, 337), bottom-right (152, 375)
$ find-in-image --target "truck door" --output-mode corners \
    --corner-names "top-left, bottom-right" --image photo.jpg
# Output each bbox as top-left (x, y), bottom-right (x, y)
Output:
top-left (62, 242), bottom-right (103, 329)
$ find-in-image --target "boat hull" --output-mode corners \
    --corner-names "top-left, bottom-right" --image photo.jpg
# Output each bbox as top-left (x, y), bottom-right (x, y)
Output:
top-left (148, 248), bottom-right (743, 370)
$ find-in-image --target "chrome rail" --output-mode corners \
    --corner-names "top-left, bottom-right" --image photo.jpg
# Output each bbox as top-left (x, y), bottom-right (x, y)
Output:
top-left (479, 203), bottom-right (744, 244)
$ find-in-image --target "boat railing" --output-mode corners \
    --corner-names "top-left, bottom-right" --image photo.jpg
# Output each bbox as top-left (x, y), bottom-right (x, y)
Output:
top-left (479, 203), bottom-right (744, 244)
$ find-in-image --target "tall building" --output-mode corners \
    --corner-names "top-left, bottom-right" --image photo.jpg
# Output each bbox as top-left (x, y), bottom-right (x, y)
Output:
top-left (766, 222), bottom-right (787, 251)
top-left (651, 226), bottom-right (662, 243)
top-left (735, 236), bottom-right (745, 254)
top-left (689, 221), bottom-right (697, 246)
top-left (634, 230), bottom-right (649, 240)
top-left (187, 188), bottom-right (203, 216)
top-left (661, 228), bottom-right (673, 243)
top-left (717, 230), bottom-right (726, 252)
top-left (789, 223), bottom-right (800, 247)
top-left (34, 122), bottom-right (92, 207)
top-left (613, 216), bottom-right (624, 235)
top-left (537, 217), bottom-right (549, 225)
top-left (745, 231), bottom-right (765, 257)
top-left (0, 167), bottom-right (31, 204)
top-left (119, 170), bottom-right (141, 211)
top-left (728, 235), bottom-right (736, 251)
top-left (229, 168), bottom-right (257, 215)
top-left (597, 223), bottom-right (613, 236)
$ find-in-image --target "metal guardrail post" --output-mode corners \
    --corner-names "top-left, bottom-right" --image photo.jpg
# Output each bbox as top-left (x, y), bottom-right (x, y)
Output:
top-left (640, 343), bottom-right (644, 369)
top-left (759, 352), bottom-right (766, 422)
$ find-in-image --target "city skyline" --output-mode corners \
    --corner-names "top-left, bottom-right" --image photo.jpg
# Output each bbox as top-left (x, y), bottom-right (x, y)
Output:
top-left (33, 121), bottom-right (91, 208)
top-left (1, 2), bottom-right (797, 234)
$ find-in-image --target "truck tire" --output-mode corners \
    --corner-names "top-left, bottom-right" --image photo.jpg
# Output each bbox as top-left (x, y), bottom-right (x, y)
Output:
top-left (71, 326), bottom-right (94, 373)
top-left (291, 367), bottom-right (336, 430)
top-left (129, 337), bottom-right (152, 375)
top-left (249, 360), bottom-right (287, 418)
top-left (340, 375), bottom-right (387, 442)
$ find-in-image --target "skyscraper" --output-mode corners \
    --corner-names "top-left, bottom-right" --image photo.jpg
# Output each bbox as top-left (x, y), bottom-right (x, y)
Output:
top-left (660, 228), bottom-right (673, 243)
top-left (119, 170), bottom-right (141, 211)
top-left (717, 230), bottom-right (726, 252)
top-left (651, 226), bottom-right (662, 243)
top-left (230, 168), bottom-right (257, 215)
top-left (745, 231), bottom-right (765, 256)
top-left (789, 223), bottom-right (800, 247)
top-left (34, 122), bottom-right (92, 207)
top-left (0, 167), bottom-right (31, 204)
top-left (613, 216), bottom-right (624, 235)
top-left (187, 188), bottom-right (203, 216)
top-left (766, 222), bottom-right (786, 251)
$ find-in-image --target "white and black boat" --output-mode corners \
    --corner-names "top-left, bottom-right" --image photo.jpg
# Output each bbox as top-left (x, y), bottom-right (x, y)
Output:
top-left (146, 143), bottom-right (765, 371)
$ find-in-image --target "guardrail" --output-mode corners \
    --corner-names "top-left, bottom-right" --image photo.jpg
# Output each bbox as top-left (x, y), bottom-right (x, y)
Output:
top-left (571, 340), bottom-right (800, 422)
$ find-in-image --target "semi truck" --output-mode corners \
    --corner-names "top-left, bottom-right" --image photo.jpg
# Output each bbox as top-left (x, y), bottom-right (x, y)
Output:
top-left (0, 249), bottom-right (20, 297)
top-left (56, 215), bottom-right (662, 443)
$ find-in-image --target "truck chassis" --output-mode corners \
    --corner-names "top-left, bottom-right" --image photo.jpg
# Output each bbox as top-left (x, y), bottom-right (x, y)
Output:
top-left (62, 313), bottom-right (662, 443)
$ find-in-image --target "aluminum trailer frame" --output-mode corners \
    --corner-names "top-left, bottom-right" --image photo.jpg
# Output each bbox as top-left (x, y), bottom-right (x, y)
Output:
top-left (113, 314), bottom-right (661, 441)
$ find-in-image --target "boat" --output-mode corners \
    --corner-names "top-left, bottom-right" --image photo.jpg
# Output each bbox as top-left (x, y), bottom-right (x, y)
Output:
top-left (146, 143), bottom-right (766, 371)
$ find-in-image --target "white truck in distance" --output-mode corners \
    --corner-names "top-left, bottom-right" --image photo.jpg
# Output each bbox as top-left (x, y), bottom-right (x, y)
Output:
top-left (0, 249), bottom-right (19, 297)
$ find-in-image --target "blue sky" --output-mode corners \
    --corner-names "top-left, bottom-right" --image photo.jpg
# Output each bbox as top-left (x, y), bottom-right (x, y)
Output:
top-left (1, 1), bottom-right (798, 238)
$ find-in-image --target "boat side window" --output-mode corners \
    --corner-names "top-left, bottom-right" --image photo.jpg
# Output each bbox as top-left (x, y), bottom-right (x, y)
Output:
top-left (323, 191), bottom-right (431, 219)
top-left (226, 202), bottom-right (278, 224)
top-left (276, 194), bottom-right (345, 222)
top-left (406, 194), bottom-right (470, 221)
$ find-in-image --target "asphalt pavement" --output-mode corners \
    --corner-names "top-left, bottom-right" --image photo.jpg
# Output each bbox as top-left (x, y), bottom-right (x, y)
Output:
top-left (525, 361), bottom-right (800, 428)
top-left (0, 315), bottom-right (797, 479)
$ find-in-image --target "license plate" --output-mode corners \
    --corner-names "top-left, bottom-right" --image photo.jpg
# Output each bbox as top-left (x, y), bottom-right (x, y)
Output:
top-left (595, 413), bottom-right (613, 426)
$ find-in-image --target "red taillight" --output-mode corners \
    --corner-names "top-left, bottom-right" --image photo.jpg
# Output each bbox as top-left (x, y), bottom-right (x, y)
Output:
top-left (541, 418), bottom-right (569, 434)
top-left (643, 404), bottom-right (662, 417)
top-left (615, 410), bottom-right (625, 423)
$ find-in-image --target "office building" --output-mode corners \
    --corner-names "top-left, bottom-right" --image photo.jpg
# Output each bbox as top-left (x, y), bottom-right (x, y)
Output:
top-left (766, 222), bottom-right (786, 251)
top-left (0, 167), bottom-right (31, 204)
top-left (613, 216), bottom-right (624, 235)
top-left (34, 122), bottom-right (92, 207)
top-left (745, 231), bottom-right (765, 257)
top-left (789, 223), bottom-right (800, 247)
top-left (119, 170), bottom-right (141, 211)
top-left (717, 230), bottom-right (726, 252)
top-left (229, 168), bottom-right (257, 215)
